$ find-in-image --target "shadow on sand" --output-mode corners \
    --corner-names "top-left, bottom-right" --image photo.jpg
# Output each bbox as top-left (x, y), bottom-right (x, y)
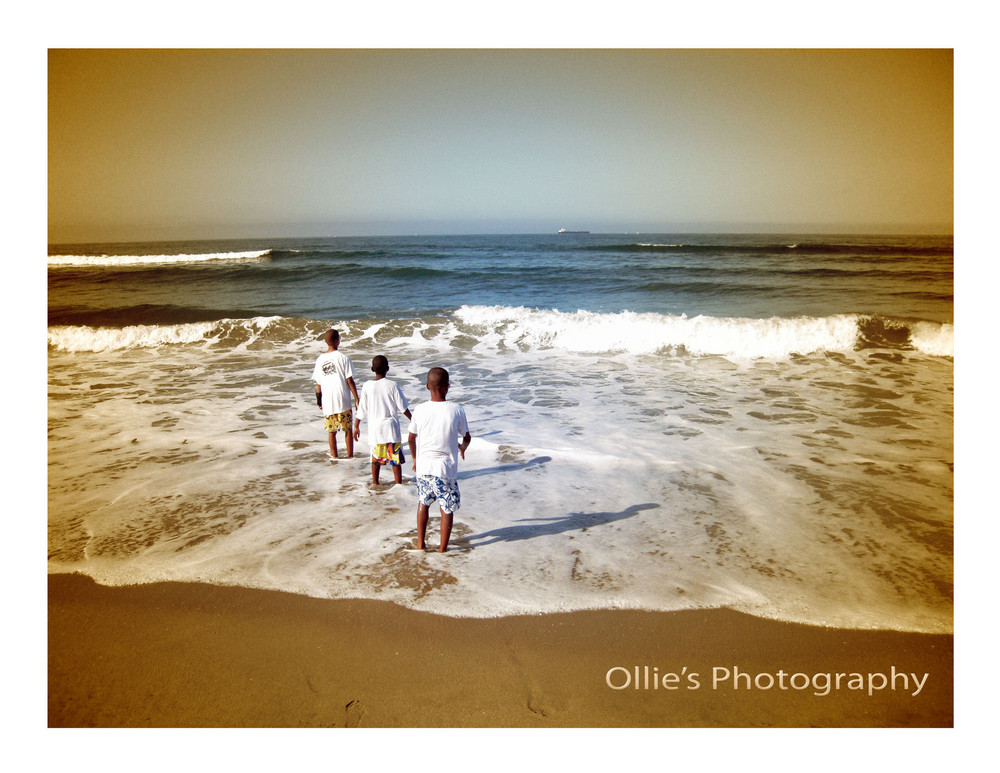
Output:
top-left (466, 502), bottom-right (660, 547)
top-left (457, 455), bottom-right (552, 480)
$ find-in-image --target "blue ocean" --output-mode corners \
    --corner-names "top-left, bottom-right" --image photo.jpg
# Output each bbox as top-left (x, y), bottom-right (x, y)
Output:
top-left (47, 233), bottom-right (953, 632)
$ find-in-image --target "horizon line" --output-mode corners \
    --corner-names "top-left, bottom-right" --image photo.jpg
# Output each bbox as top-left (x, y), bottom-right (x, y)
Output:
top-left (48, 227), bottom-right (955, 247)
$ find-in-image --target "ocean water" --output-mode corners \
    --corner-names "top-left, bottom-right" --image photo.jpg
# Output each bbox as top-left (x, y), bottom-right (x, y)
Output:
top-left (47, 234), bottom-right (954, 633)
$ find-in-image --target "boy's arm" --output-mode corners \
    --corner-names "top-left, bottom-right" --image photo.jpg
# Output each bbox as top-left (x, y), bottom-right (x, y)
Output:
top-left (408, 431), bottom-right (418, 472)
top-left (315, 385), bottom-right (322, 409)
top-left (457, 407), bottom-right (471, 459)
top-left (347, 377), bottom-right (359, 406)
top-left (353, 384), bottom-right (366, 440)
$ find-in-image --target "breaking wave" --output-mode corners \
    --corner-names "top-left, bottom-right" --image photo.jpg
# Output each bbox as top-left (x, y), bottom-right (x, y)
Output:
top-left (47, 249), bottom-right (273, 267)
top-left (453, 306), bottom-right (954, 359)
top-left (47, 306), bottom-right (954, 359)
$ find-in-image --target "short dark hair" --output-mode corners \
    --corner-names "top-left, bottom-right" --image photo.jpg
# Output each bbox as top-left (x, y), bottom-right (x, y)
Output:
top-left (372, 355), bottom-right (389, 375)
top-left (427, 367), bottom-right (449, 388)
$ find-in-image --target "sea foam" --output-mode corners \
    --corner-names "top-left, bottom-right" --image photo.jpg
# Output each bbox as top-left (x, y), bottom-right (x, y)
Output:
top-left (47, 306), bottom-right (955, 360)
top-left (453, 305), bottom-right (951, 359)
top-left (47, 304), bottom-right (954, 633)
top-left (47, 249), bottom-right (272, 267)
top-left (47, 317), bottom-right (289, 352)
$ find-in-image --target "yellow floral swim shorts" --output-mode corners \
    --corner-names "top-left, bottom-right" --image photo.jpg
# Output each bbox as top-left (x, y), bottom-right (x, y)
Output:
top-left (372, 442), bottom-right (405, 467)
top-left (323, 410), bottom-right (353, 433)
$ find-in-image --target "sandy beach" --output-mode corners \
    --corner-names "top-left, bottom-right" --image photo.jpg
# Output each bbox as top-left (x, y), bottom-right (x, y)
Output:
top-left (48, 573), bottom-right (952, 728)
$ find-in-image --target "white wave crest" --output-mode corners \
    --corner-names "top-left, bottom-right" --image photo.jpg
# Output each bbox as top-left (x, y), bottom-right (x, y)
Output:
top-left (910, 321), bottom-right (954, 357)
top-left (454, 305), bottom-right (861, 358)
top-left (47, 317), bottom-right (285, 352)
top-left (48, 249), bottom-right (272, 267)
top-left (46, 307), bottom-right (956, 360)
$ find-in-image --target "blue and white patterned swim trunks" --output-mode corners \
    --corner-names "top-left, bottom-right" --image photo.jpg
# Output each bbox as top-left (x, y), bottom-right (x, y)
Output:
top-left (416, 475), bottom-right (461, 514)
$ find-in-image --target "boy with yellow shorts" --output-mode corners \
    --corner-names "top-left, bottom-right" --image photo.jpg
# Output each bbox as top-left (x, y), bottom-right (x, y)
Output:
top-left (353, 355), bottom-right (412, 484)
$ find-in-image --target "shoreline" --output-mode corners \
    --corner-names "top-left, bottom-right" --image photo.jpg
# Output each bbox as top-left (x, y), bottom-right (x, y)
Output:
top-left (48, 573), bottom-right (952, 727)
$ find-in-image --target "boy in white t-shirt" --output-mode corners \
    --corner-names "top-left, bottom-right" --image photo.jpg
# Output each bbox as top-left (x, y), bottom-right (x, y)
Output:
top-left (353, 355), bottom-right (412, 485)
top-left (311, 329), bottom-right (359, 461)
top-left (407, 367), bottom-right (471, 553)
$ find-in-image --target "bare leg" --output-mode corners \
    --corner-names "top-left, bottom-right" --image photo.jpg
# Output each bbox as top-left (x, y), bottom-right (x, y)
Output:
top-left (344, 430), bottom-right (354, 458)
top-left (439, 509), bottom-right (453, 553)
top-left (371, 461), bottom-right (380, 484)
top-left (416, 503), bottom-right (430, 550)
top-left (328, 432), bottom-right (338, 459)
top-left (392, 464), bottom-right (403, 484)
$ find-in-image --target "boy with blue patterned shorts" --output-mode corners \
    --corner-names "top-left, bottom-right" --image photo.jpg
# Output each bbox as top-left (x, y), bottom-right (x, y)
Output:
top-left (407, 367), bottom-right (471, 553)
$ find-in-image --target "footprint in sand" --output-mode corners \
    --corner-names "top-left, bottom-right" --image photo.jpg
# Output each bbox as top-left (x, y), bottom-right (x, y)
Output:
top-left (344, 699), bottom-right (366, 727)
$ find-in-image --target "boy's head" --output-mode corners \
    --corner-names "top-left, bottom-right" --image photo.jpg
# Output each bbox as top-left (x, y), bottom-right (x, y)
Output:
top-left (371, 355), bottom-right (389, 376)
top-left (426, 367), bottom-right (450, 392)
top-left (323, 329), bottom-right (340, 347)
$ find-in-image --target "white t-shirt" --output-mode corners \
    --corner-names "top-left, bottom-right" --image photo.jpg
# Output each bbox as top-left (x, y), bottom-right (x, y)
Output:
top-left (356, 378), bottom-right (410, 444)
top-left (408, 401), bottom-right (470, 480)
top-left (311, 350), bottom-right (355, 415)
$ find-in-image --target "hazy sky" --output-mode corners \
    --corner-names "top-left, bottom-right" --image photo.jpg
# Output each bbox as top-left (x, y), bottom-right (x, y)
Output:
top-left (48, 48), bottom-right (953, 242)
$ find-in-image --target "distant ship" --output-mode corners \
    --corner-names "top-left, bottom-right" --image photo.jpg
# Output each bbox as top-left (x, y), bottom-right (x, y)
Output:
top-left (558, 228), bottom-right (590, 234)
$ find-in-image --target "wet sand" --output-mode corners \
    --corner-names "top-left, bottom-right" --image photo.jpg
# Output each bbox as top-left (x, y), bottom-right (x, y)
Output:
top-left (48, 573), bottom-right (952, 728)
